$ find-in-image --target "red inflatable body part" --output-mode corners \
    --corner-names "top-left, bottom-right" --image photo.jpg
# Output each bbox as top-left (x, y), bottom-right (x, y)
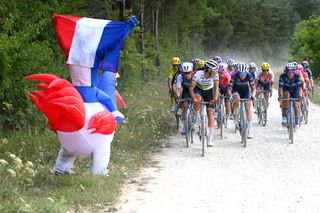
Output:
top-left (25, 74), bottom-right (85, 132)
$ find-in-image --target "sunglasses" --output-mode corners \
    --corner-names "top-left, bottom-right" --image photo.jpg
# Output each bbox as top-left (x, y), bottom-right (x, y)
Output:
top-left (184, 72), bottom-right (192, 75)
top-left (239, 72), bottom-right (247, 77)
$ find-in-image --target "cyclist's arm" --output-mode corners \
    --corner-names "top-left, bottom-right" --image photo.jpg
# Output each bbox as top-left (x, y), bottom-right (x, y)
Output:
top-left (249, 75), bottom-right (256, 96)
top-left (228, 77), bottom-right (234, 97)
top-left (175, 74), bottom-right (183, 98)
top-left (189, 81), bottom-right (197, 101)
top-left (278, 74), bottom-right (285, 97)
top-left (213, 80), bottom-right (219, 101)
top-left (167, 77), bottom-right (173, 91)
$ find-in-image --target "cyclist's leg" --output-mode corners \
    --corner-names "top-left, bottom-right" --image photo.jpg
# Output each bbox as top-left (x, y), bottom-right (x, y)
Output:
top-left (242, 91), bottom-right (253, 138)
top-left (262, 83), bottom-right (271, 108)
top-left (281, 90), bottom-right (290, 123)
top-left (232, 92), bottom-right (240, 111)
top-left (204, 89), bottom-right (215, 146)
top-left (180, 102), bottom-right (188, 134)
top-left (193, 87), bottom-right (202, 122)
top-left (292, 90), bottom-right (300, 125)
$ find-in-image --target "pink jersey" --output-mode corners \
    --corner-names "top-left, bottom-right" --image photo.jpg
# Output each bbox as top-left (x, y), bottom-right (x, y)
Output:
top-left (219, 70), bottom-right (231, 88)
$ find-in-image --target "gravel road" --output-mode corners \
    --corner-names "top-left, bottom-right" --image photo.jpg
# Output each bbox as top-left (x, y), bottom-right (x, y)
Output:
top-left (114, 93), bottom-right (320, 213)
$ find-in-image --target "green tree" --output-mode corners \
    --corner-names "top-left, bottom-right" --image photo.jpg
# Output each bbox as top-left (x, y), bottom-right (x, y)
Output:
top-left (291, 16), bottom-right (320, 76)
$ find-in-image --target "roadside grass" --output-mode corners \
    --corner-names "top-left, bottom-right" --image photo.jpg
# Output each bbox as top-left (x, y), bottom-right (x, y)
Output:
top-left (309, 82), bottom-right (320, 105)
top-left (0, 82), bottom-right (175, 212)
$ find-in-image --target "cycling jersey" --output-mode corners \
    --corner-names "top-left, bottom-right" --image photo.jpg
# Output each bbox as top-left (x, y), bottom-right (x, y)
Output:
top-left (256, 71), bottom-right (274, 92)
top-left (219, 70), bottom-right (231, 88)
top-left (192, 70), bottom-right (219, 90)
top-left (176, 73), bottom-right (192, 98)
top-left (230, 72), bottom-right (254, 99)
top-left (293, 68), bottom-right (305, 83)
top-left (168, 67), bottom-right (176, 79)
top-left (192, 70), bottom-right (219, 109)
top-left (279, 73), bottom-right (302, 98)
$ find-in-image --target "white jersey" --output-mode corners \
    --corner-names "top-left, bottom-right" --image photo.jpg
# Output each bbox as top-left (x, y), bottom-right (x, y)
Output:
top-left (192, 70), bottom-right (219, 90)
top-left (176, 74), bottom-right (183, 89)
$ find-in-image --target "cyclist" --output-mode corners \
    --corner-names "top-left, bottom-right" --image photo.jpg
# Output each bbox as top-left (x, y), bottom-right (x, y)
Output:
top-left (218, 64), bottom-right (232, 128)
top-left (255, 62), bottom-right (274, 108)
top-left (213, 55), bottom-right (223, 65)
top-left (194, 60), bottom-right (206, 72)
top-left (189, 60), bottom-right (219, 146)
top-left (248, 62), bottom-right (258, 80)
top-left (278, 63), bottom-right (303, 125)
top-left (301, 61), bottom-right (314, 93)
top-left (175, 62), bottom-right (194, 135)
top-left (168, 57), bottom-right (182, 112)
top-left (228, 62), bottom-right (255, 139)
top-left (226, 58), bottom-right (236, 74)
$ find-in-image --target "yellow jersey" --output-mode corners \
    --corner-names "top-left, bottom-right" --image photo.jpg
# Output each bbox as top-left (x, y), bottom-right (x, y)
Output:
top-left (168, 67), bottom-right (177, 79)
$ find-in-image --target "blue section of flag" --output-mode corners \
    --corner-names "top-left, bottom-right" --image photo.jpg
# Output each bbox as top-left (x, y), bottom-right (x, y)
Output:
top-left (94, 16), bottom-right (137, 72)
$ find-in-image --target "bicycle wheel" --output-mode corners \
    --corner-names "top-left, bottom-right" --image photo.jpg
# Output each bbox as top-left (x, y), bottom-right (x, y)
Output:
top-left (302, 97), bottom-right (308, 124)
top-left (289, 106), bottom-right (294, 144)
top-left (186, 109), bottom-right (191, 148)
top-left (240, 107), bottom-right (247, 147)
top-left (219, 101), bottom-right (225, 139)
top-left (201, 115), bottom-right (205, 157)
top-left (261, 97), bottom-right (267, 126)
top-left (257, 100), bottom-right (262, 124)
top-left (175, 112), bottom-right (180, 130)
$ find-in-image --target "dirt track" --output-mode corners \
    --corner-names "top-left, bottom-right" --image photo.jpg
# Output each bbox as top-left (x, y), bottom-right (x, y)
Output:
top-left (114, 93), bottom-right (320, 213)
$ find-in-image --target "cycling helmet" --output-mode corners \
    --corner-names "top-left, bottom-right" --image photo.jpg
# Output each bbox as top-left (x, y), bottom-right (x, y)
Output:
top-left (195, 60), bottom-right (205, 70)
top-left (218, 64), bottom-right (225, 73)
top-left (296, 64), bottom-right (303, 72)
top-left (213, 56), bottom-right (222, 64)
top-left (261, 62), bottom-right (270, 70)
top-left (301, 61), bottom-right (309, 69)
top-left (237, 62), bottom-right (248, 73)
top-left (205, 60), bottom-right (219, 73)
top-left (182, 62), bottom-right (194, 73)
top-left (249, 62), bottom-right (256, 68)
top-left (291, 61), bottom-right (298, 70)
top-left (227, 58), bottom-right (236, 66)
top-left (192, 58), bottom-right (201, 66)
top-left (171, 57), bottom-right (181, 65)
top-left (286, 62), bottom-right (296, 71)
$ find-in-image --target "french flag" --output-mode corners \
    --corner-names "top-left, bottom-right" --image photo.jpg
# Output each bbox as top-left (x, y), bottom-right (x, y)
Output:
top-left (52, 14), bottom-right (137, 72)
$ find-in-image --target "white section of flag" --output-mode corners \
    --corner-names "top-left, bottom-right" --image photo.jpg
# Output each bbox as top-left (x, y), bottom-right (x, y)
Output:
top-left (67, 18), bottom-right (111, 68)
top-left (69, 65), bottom-right (92, 86)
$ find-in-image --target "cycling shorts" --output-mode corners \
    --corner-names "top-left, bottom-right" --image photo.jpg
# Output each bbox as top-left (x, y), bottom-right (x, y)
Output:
top-left (283, 88), bottom-right (300, 99)
top-left (256, 81), bottom-right (271, 92)
top-left (232, 88), bottom-right (251, 99)
top-left (219, 87), bottom-right (230, 100)
top-left (194, 87), bottom-right (215, 110)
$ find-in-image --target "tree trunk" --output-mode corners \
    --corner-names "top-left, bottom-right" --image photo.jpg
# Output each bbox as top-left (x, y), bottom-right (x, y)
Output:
top-left (119, 0), bottom-right (125, 21)
top-left (140, 0), bottom-right (146, 82)
top-left (155, 5), bottom-right (160, 73)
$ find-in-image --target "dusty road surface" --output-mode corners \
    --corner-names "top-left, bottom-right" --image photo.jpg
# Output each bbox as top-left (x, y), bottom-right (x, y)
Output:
top-left (114, 93), bottom-right (320, 213)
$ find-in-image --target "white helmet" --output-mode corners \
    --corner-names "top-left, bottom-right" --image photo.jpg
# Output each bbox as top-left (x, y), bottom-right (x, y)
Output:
top-left (237, 62), bottom-right (248, 73)
top-left (182, 62), bottom-right (194, 73)
top-left (205, 60), bottom-right (219, 73)
top-left (249, 62), bottom-right (256, 68)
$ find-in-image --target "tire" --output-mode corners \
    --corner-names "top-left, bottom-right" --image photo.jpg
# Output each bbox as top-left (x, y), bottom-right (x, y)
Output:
top-left (186, 110), bottom-right (190, 148)
top-left (289, 107), bottom-right (294, 144)
top-left (175, 113), bottom-right (180, 130)
top-left (219, 103), bottom-right (225, 139)
top-left (261, 98), bottom-right (267, 127)
top-left (201, 117), bottom-right (205, 157)
top-left (240, 106), bottom-right (247, 147)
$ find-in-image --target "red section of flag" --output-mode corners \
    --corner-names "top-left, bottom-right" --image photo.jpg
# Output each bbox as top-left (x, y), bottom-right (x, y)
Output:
top-left (52, 14), bottom-right (82, 60)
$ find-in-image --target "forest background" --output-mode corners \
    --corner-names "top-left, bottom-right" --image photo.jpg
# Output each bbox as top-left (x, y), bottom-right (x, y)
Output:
top-left (0, 0), bottom-right (320, 211)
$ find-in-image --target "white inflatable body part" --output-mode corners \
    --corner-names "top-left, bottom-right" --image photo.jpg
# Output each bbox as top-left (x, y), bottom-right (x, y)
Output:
top-left (55, 102), bottom-right (114, 175)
